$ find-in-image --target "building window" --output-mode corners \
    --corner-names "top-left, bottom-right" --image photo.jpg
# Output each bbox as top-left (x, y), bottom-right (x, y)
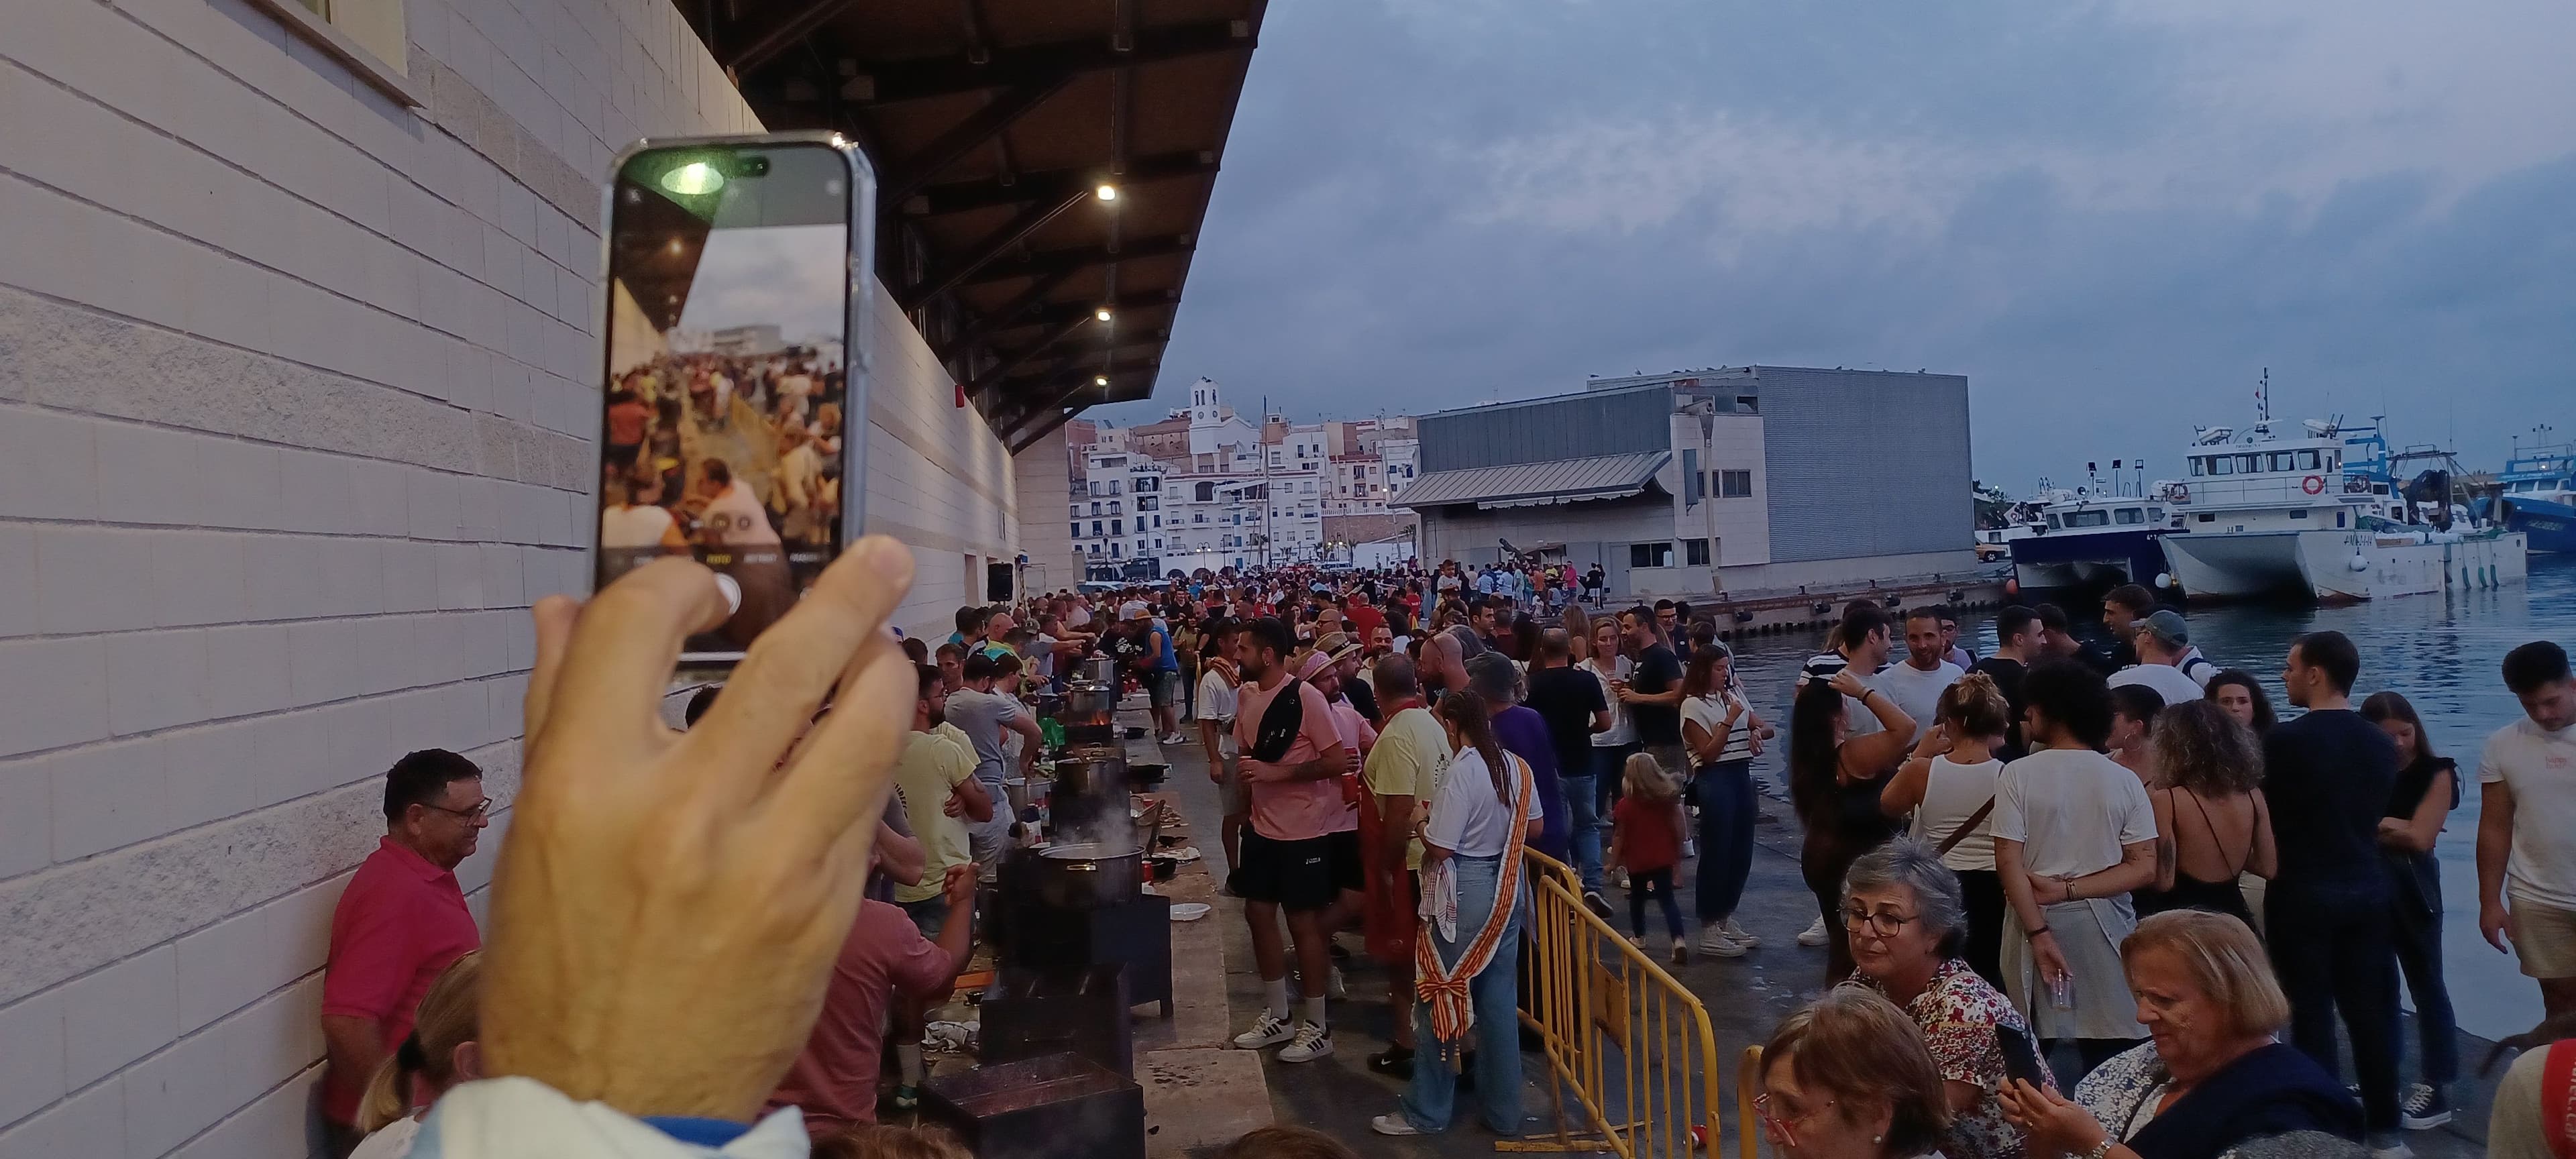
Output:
top-left (1091, 502), bottom-right (1102, 515)
top-left (246, 0), bottom-right (421, 105)
top-left (1195, 482), bottom-right (1216, 502)
top-left (1138, 496), bottom-right (1157, 512)
top-left (1718, 470), bottom-right (1752, 498)
top-left (1111, 519), bottom-right (1123, 535)
top-left (1070, 522), bottom-right (1081, 538)
top-left (1108, 501), bottom-right (1122, 515)
top-left (1684, 538), bottom-right (1711, 566)
top-left (1091, 521), bottom-right (1103, 536)
top-left (1112, 543), bottom-right (1122, 558)
top-left (1629, 542), bottom-right (1674, 568)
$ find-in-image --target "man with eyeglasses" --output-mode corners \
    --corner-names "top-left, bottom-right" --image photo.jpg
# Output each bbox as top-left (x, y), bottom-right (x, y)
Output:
top-left (318, 749), bottom-right (490, 1156)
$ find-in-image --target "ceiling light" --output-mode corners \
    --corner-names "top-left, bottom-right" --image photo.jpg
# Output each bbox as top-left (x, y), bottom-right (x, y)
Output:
top-left (1094, 184), bottom-right (1118, 202)
top-left (1094, 307), bottom-right (1114, 323)
top-left (1094, 375), bottom-right (1110, 387)
top-left (660, 161), bottom-right (723, 196)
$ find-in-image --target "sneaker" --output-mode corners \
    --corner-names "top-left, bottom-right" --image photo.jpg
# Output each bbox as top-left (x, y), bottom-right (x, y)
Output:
top-left (2366, 1134), bottom-right (2414, 1159)
top-left (1279, 1022), bottom-right (1334, 1063)
top-left (1670, 942), bottom-right (1689, 966)
top-left (888, 1085), bottom-right (920, 1113)
top-left (1797, 917), bottom-right (1829, 947)
top-left (1582, 891), bottom-right (1614, 922)
top-left (1328, 966), bottom-right (1348, 999)
top-left (1233, 1011), bottom-right (1292, 1050)
top-left (1611, 867), bottom-right (1630, 890)
top-left (1697, 925), bottom-right (1748, 958)
top-left (1628, 934), bottom-right (1648, 950)
top-left (1722, 918), bottom-right (1762, 948)
top-left (1367, 1046), bottom-right (1415, 1079)
top-left (1370, 1114), bottom-right (1423, 1136)
top-left (2399, 1083), bottom-right (2451, 1130)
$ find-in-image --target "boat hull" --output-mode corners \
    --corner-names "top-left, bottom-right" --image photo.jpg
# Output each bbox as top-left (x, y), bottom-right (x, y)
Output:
top-left (2504, 497), bottom-right (2576, 555)
top-left (2007, 529), bottom-right (2167, 594)
top-left (2161, 529), bottom-right (2527, 603)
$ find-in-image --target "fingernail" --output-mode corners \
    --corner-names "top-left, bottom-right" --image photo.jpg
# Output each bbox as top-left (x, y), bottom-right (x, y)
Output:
top-left (863, 535), bottom-right (911, 581)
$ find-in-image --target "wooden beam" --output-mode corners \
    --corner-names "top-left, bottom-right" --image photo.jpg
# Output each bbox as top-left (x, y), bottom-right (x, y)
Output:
top-left (725, 0), bottom-right (863, 76)
top-left (881, 79), bottom-right (1074, 207)
top-left (899, 187), bottom-right (1096, 310)
top-left (947, 266), bottom-right (1081, 349)
top-left (906, 151), bottom-right (1215, 217)
top-left (984, 291), bottom-right (1179, 337)
top-left (849, 19), bottom-right (1250, 106)
top-left (956, 233), bottom-right (1194, 289)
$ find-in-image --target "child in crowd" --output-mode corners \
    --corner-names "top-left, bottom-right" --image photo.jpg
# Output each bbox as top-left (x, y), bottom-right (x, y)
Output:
top-left (1610, 753), bottom-right (1690, 963)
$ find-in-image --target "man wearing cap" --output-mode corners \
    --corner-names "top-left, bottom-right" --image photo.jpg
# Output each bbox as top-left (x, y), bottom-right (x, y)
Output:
top-left (1318, 632), bottom-right (1380, 726)
top-left (2110, 610), bottom-right (2212, 705)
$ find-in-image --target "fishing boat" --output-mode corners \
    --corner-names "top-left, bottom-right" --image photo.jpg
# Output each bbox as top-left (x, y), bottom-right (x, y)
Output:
top-left (2006, 478), bottom-right (2178, 596)
top-left (2498, 431), bottom-right (2576, 555)
top-left (2157, 415), bottom-right (2526, 603)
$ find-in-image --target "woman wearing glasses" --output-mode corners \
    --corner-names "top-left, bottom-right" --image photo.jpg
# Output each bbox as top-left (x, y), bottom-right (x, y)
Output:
top-left (1757, 986), bottom-right (1953, 1159)
top-left (1843, 840), bottom-right (2052, 1159)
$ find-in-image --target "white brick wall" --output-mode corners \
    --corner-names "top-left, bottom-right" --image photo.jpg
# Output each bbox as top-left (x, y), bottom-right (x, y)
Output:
top-left (0, 0), bottom-right (1022, 1153)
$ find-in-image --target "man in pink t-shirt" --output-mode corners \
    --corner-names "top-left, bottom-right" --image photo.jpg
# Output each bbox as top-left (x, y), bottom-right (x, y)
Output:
top-left (1229, 618), bottom-right (1354, 1064)
top-left (767, 863), bottom-right (977, 1135)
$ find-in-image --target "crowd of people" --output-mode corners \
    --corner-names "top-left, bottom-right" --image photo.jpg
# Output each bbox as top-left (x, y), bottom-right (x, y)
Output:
top-left (308, 549), bottom-right (2576, 1159)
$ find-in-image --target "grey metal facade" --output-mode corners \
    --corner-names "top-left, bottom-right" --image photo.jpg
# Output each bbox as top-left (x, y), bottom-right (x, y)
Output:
top-left (1417, 384), bottom-right (1673, 472)
top-left (1753, 366), bottom-right (1972, 563)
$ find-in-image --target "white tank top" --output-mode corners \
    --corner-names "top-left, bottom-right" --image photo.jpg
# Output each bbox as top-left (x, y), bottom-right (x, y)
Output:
top-left (1909, 755), bottom-right (2004, 871)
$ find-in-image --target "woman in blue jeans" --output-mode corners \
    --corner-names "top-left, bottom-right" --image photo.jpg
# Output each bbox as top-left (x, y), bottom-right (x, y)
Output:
top-left (1678, 647), bottom-right (1769, 958)
top-left (1374, 691), bottom-right (1540, 1139)
top-left (2362, 692), bottom-right (2463, 1129)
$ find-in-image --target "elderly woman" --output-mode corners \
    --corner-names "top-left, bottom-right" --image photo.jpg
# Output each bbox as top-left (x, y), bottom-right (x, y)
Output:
top-left (2001, 910), bottom-right (2362, 1159)
top-left (1758, 985), bottom-right (1954, 1159)
top-left (1845, 840), bottom-right (2051, 1159)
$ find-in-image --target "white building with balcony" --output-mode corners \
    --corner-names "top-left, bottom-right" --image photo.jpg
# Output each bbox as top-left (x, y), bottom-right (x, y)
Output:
top-left (1070, 451), bottom-right (1169, 579)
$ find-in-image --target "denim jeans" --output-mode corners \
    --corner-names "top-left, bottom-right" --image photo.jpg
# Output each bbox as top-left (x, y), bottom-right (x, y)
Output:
top-left (1559, 773), bottom-right (1604, 895)
top-left (1404, 854), bottom-right (1528, 1136)
top-left (2386, 851), bottom-right (2459, 1087)
top-left (1694, 759), bottom-right (1755, 924)
top-left (1593, 744), bottom-right (1638, 815)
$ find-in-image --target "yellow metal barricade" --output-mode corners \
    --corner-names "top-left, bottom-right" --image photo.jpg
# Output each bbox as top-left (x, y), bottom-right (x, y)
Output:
top-left (1507, 851), bottom-right (1726, 1158)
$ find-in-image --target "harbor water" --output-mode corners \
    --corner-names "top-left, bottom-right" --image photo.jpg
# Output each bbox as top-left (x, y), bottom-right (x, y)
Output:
top-left (1719, 552), bottom-right (2576, 1042)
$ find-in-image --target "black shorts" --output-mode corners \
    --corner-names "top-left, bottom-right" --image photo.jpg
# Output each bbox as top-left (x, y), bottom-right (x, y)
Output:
top-left (1232, 828), bottom-right (1363, 912)
top-left (604, 441), bottom-right (642, 470)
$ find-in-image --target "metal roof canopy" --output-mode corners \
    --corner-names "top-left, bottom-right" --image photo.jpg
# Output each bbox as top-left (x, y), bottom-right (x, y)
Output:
top-left (682, 0), bottom-right (1268, 453)
top-left (1393, 452), bottom-right (1674, 510)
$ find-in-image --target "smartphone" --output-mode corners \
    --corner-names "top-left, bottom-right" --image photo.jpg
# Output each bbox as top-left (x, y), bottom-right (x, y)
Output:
top-left (592, 133), bottom-right (877, 667)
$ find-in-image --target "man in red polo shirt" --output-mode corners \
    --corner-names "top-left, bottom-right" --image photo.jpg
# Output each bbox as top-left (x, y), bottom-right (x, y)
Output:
top-left (319, 749), bottom-right (488, 1155)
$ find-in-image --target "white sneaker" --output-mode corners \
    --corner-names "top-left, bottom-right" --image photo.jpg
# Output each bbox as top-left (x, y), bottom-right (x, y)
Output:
top-left (1797, 917), bottom-right (1829, 947)
top-left (1328, 966), bottom-right (1347, 999)
top-left (1233, 1011), bottom-right (1291, 1050)
top-left (2365, 1135), bottom-right (2414, 1159)
top-left (1371, 1114), bottom-right (1423, 1136)
top-left (1697, 926), bottom-right (1749, 958)
top-left (2399, 1083), bottom-right (2451, 1129)
top-left (1278, 1021), bottom-right (1334, 1062)
top-left (1721, 918), bottom-right (1761, 947)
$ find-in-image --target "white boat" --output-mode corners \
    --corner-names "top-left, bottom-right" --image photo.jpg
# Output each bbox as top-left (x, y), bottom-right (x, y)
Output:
top-left (2157, 419), bottom-right (2526, 604)
top-left (2008, 485), bottom-right (2179, 592)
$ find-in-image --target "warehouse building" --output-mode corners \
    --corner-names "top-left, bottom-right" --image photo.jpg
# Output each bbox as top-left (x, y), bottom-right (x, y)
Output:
top-left (1397, 367), bottom-right (1974, 597)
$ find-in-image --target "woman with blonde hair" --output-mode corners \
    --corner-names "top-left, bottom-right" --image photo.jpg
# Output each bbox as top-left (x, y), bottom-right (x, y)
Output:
top-left (1756, 985), bottom-right (1953, 1159)
top-left (2002, 910), bottom-right (2361, 1159)
top-left (351, 952), bottom-right (483, 1158)
top-left (2132, 701), bottom-right (2273, 928)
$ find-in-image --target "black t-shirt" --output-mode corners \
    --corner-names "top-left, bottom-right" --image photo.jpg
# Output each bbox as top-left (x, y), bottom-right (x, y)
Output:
top-left (2387, 756), bottom-right (2460, 820)
top-left (1968, 656), bottom-right (2030, 761)
top-left (1525, 665), bottom-right (1609, 779)
top-left (2261, 708), bottom-right (2397, 907)
top-left (1629, 644), bottom-right (1685, 745)
top-left (1343, 675), bottom-right (1381, 727)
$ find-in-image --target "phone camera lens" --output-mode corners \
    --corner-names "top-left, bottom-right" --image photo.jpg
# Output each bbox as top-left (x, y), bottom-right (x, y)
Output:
top-left (734, 155), bottom-right (770, 177)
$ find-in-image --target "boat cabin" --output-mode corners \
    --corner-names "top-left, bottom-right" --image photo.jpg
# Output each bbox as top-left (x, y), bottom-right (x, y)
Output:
top-left (2171, 433), bottom-right (2364, 533)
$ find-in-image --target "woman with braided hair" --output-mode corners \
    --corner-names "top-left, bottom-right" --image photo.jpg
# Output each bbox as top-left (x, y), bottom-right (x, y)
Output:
top-left (1372, 689), bottom-right (1545, 1139)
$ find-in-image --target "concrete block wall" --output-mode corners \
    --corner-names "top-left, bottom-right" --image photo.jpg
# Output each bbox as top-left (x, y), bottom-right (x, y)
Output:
top-left (0, 0), bottom-right (1018, 1153)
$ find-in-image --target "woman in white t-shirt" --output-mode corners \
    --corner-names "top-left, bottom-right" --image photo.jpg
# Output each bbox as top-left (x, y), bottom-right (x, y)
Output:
top-left (598, 472), bottom-right (688, 552)
top-left (1680, 645), bottom-right (1771, 956)
top-left (1881, 671), bottom-right (2013, 989)
top-left (1375, 691), bottom-right (1543, 1139)
top-left (1583, 618), bottom-right (1636, 778)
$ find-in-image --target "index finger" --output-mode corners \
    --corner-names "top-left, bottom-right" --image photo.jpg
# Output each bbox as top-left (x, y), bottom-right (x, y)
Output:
top-left (535, 559), bottom-right (729, 763)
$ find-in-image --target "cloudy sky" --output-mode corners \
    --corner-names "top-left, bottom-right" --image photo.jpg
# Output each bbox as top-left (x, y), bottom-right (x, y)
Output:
top-left (1095, 0), bottom-right (2576, 490)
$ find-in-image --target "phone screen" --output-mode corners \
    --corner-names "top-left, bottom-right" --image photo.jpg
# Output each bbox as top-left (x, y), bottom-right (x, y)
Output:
top-left (596, 142), bottom-right (856, 661)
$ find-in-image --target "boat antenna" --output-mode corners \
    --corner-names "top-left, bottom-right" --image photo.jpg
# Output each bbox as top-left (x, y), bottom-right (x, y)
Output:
top-left (2255, 367), bottom-right (2270, 424)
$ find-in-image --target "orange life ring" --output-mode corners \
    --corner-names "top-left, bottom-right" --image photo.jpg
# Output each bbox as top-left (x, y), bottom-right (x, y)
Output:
top-left (2301, 475), bottom-right (2325, 495)
top-left (2174, 484), bottom-right (2190, 502)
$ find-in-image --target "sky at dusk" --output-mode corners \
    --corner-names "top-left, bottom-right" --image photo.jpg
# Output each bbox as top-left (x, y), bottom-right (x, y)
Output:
top-left (1093, 0), bottom-right (2576, 492)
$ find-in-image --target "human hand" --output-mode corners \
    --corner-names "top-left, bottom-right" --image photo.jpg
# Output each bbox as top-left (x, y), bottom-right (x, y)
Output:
top-left (943, 862), bottom-right (979, 907)
top-left (1827, 668), bottom-right (1870, 700)
top-left (1999, 1079), bottom-right (2106, 1156)
top-left (2483, 901), bottom-right (2514, 953)
top-left (2034, 933), bottom-right (2072, 990)
top-left (2031, 876), bottom-right (2069, 905)
top-left (483, 539), bottom-right (916, 1123)
top-left (1915, 723), bottom-right (1955, 759)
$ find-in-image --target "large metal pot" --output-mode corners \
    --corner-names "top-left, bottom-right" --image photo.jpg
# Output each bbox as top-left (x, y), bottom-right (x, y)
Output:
top-left (1049, 746), bottom-right (1129, 840)
top-left (1059, 681), bottom-right (1120, 725)
top-left (1034, 842), bottom-right (1142, 909)
top-left (1076, 655), bottom-right (1119, 689)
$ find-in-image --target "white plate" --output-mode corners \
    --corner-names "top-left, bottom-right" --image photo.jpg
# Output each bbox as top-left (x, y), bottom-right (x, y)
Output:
top-left (1167, 846), bottom-right (1203, 863)
top-left (1170, 903), bottom-right (1212, 922)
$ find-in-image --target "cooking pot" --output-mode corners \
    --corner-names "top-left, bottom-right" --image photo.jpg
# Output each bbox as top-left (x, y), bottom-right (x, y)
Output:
top-left (1059, 681), bottom-right (1120, 724)
top-left (1049, 747), bottom-right (1130, 839)
top-left (1034, 842), bottom-right (1142, 909)
top-left (1077, 655), bottom-right (1119, 689)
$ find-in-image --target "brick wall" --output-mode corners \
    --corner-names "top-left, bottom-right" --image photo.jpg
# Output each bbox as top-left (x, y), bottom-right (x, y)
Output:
top-left (0, 0), bottom-right (1018, 1154)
